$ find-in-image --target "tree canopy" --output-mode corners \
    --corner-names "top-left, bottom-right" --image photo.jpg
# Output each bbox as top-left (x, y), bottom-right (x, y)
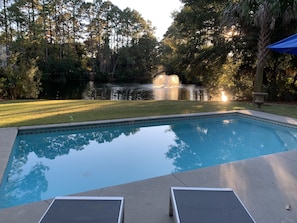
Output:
top-left (0, 0), bottom-right (157, 98)
top-left (1, 0), bottom-right (297, 101)
top-left (162, 0), bottom-right (297, 101)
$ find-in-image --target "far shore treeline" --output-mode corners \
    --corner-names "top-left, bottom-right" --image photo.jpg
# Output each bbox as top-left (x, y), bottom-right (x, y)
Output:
top-left (1, 0), bottom-right (297, 101)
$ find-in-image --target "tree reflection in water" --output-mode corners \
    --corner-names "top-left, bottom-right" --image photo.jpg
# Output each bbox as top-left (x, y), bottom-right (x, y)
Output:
top-left (0, 163), bottom-right (49, 208)
top-left (0, 126), bottom-right (139, 208)
top-left (166, 118), bottom-right (297, 172)
top-left (2, 116), bottom-right (297, 209)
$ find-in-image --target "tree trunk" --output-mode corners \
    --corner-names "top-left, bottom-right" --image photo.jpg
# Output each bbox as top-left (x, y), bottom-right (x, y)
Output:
top-left (254, 4), bottom-right (271, 92)
top-left (254, 60), bottom-right (264, 92)
top-left (3, 0), bottom-right (9, 63)
top-left (42, 0), bottom-right (49, 67)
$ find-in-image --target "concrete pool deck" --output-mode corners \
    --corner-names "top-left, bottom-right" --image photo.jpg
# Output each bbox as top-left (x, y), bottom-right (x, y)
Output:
top-left (1, 110), bottom-right (297, 223)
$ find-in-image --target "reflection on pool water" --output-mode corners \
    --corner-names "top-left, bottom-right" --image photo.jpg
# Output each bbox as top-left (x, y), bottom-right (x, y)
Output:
top-left (1, 114), bottom-right (297, 209)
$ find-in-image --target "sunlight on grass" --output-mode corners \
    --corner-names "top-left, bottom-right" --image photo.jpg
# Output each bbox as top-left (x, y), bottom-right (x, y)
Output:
top-left (0, 100), bottom-right (116, 127)
top-left (0, 100), bottom-right (296, 128)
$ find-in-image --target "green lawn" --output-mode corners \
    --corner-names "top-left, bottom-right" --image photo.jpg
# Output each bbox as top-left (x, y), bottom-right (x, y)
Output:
top-left (0, 100), bottom-right (296, 127)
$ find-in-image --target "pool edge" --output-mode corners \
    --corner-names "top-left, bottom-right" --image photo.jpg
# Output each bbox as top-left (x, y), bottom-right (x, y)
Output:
top-left (16, 110), bottom-right (297, 131)
top-left (1, 109), bottom-right (297, 205)
top-left (1, 110), bottom-right (297, 222)
top-left (2, 109), bottom-right (297, 185)
top-left (0, 127), bottom-right (18, 186)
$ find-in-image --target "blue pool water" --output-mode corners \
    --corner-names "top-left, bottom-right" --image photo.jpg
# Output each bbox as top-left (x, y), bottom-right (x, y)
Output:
top-left (1, 114), bottom-right (297, 209)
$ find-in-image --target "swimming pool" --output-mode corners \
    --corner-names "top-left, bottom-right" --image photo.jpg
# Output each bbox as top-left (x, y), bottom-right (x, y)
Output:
top-left (1, 113), bottom-right (297, 209)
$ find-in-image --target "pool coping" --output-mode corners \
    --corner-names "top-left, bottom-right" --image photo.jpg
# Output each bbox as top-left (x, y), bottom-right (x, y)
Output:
top-left (1, 109), bottom-right (297, 222)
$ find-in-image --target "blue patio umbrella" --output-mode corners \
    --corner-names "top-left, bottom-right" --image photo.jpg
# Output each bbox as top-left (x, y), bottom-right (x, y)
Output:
top-left (267, 33), bottom-right (297, 54)
top-left (267, 33), bottom-right (297, 102)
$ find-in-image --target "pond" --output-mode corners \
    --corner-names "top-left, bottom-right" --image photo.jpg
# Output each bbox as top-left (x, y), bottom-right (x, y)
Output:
top-left (39, 75), bottom-right (208, 101)
top-left (83, 82), bottom-right (208, 101)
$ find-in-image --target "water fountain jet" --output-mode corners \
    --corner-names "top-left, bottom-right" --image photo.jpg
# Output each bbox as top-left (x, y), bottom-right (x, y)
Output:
top-left (153, 73), bottom-right (180, 88)
top-left (152, 73), bottom-right (180, 100)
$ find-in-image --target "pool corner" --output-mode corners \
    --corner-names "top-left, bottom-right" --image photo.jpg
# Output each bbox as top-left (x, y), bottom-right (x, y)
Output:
top-left (0, 127), bottom-right (18, 185)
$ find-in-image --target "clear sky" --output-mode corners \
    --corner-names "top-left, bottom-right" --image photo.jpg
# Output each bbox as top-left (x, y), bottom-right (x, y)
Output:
top-left (110, 0), bottom-right (183, 40)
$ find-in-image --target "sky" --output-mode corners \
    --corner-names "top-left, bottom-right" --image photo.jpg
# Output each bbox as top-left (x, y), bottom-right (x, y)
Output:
top-left (110, 0), bottom-right (184, 40)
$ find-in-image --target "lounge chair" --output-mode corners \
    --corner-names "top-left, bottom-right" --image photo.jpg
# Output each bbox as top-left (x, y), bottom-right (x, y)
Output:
top-left (38, 196), bottom-right (124, 223)
top-left (169, 187), bottom-right (255, 223)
